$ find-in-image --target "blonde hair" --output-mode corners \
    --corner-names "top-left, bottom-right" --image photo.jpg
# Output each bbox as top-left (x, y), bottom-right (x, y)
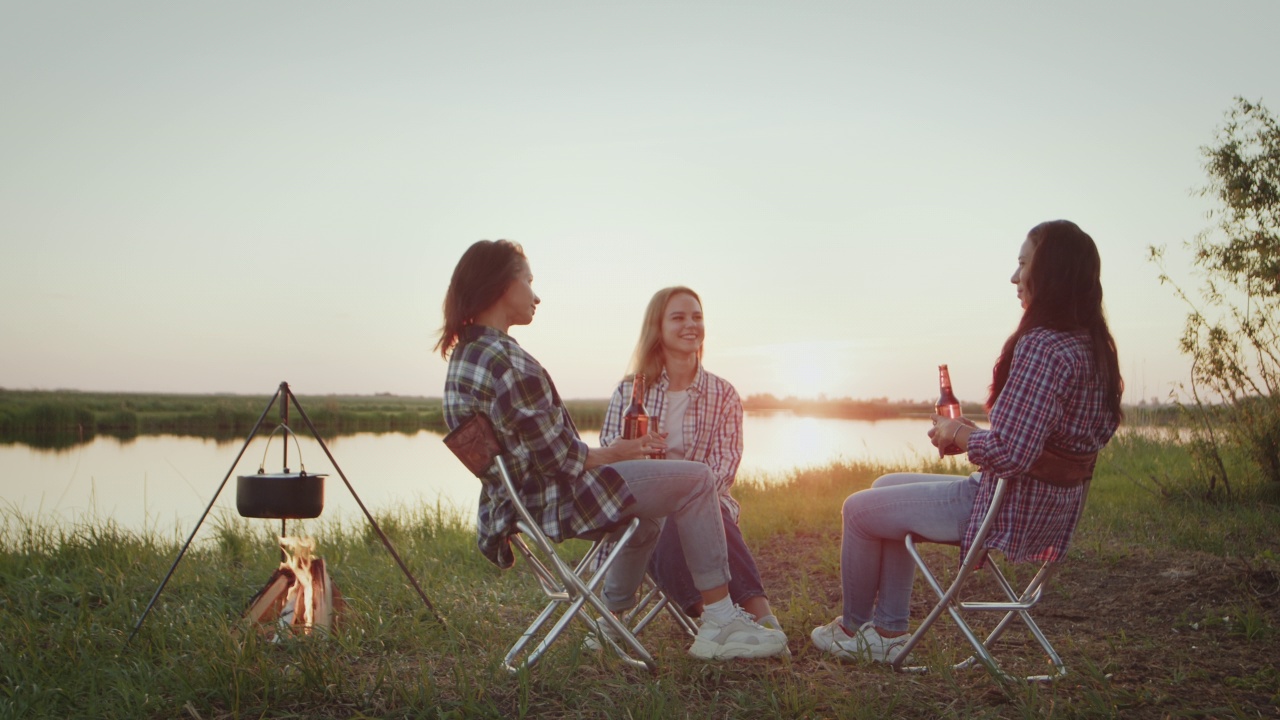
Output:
top-left (627, 286), bottom-right (703, 383)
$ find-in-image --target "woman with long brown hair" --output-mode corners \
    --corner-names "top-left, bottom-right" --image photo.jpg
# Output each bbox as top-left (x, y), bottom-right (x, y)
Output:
top-left (437, 240), bottom-right (787, 660)
top-left (810, 220), bottom-right (1123, 662)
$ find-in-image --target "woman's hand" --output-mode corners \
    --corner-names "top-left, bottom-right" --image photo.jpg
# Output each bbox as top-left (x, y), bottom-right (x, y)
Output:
top-left (929, 415), bottom-right (976, 453)
top-left (640, 430), bottom-right (669, 459)
top-left (585, 431), bottom-right (668, 469)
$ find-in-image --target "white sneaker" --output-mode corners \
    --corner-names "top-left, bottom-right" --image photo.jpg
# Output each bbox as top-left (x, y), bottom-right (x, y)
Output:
top-left (582, 615), bottom-right (622, 651)
top-left (688, 606), bottom-right (788, 660)
top-left (810, 617), bottom-right (908, 663)
top-left (756, 614), bottom-right (792, 656)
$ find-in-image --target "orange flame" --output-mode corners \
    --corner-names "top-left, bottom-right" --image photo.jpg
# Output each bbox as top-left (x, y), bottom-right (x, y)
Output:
top-left (280, 537), bottom-right (317, 630)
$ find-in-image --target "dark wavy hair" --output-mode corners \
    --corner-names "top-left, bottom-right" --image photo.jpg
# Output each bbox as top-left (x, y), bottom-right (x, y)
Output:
top-left (434, 239), bottom-right (526, 358)
top-left (987, 220), bottom-right (1123, 420)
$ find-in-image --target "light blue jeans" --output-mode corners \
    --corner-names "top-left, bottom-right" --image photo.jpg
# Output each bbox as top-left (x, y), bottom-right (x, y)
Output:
top-left (604, 459), bottom-right (731, 611)
top-left (841, 472), bottom-right (979, 633)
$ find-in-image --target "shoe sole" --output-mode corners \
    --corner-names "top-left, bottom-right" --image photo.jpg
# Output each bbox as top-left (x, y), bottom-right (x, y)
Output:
top-left (811, 629), bottom-right (905, 663)
top-left (688, 637), bottom-right (788, 660)
top-left (816, 646), bottom-right (906, 663)
top-left (825, 645), bottom-right (908, 663)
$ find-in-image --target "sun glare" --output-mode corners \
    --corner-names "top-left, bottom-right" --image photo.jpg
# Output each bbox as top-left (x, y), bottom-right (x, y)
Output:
top-left (768, 342), bottom-right (856, 400)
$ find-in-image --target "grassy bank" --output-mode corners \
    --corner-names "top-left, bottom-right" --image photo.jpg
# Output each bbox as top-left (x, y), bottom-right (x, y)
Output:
top-left (1, 439), bottom-right (1277, 718)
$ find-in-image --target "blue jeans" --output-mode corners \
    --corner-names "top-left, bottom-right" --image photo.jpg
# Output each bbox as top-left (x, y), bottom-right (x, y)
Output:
top-left (603, 460), bottom-right (731, 612)
top-left (840, 472), bottom-right (979, 633)
top-left (649, 503), bottom-right (766, 616)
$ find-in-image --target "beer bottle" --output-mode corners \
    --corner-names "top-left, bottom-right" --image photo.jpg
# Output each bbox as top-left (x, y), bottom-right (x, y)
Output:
top-left (936, 364), bottom-right (964, 456)
top-left (622, 373), bottom-right (649, 440)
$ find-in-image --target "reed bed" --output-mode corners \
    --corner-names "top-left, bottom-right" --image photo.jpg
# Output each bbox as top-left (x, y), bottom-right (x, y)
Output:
top-left (1, 439), bottom-right (1277, 719)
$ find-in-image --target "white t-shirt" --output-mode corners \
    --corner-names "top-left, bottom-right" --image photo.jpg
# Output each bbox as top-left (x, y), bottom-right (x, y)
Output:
top-left (663, 389), bottom-right (692, 460)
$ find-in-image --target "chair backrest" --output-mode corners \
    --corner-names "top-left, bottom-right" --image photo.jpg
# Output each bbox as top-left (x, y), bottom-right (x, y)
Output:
top-left (959, 477), bottom-right (1011, 567)
top-left (443, 412), bottom-right (555, 542)
top-left (442, 413), bottom-right (504, 479)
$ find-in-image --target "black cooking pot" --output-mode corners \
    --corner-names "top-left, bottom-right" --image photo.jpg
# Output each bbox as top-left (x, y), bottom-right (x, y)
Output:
top-left (236, 471), bottom-right (326, 519)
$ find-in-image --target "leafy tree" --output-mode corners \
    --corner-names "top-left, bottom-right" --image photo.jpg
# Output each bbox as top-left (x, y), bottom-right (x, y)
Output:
top-left (1151, 97), bottom-right (1280, 496)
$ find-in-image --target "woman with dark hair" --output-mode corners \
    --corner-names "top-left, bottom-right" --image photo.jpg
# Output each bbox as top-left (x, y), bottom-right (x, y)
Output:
top-left (810, 220), bottom-right (1123, 663)
top-left (600, 287), bottom-right (783, 636)
top-left (437, 240), bottom-right (787, 660)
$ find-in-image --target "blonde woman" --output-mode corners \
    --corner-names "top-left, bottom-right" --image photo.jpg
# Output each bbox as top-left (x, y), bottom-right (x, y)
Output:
top-left (601, 286), bottom-right (784, 637)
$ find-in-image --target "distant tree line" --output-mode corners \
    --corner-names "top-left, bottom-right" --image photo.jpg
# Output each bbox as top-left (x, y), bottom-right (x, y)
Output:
top-left (0, 391), bottom-right (447, 449)
top-left (742, 394), bottom-right (985, 420)
top-left (0, 388), bottom-right (1190, 452)
top-left (0, 390), bottom-right (614, 449)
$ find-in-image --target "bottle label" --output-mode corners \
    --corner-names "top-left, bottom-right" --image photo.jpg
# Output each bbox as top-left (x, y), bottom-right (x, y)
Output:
top-left (936, 402), bottom-right (963, 419)
top-left (623, 415), bottom-right (649, 440)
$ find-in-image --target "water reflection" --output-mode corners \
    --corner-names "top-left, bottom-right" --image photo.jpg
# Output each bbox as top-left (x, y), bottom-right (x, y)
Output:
top-left (739, 412), bottom-right (935, 478)
top-left (0, 413), bottom-right (942, 537)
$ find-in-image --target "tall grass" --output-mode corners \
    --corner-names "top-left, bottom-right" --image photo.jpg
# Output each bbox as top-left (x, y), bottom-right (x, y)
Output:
top-left (1, 438), bottom-right (1276, 718)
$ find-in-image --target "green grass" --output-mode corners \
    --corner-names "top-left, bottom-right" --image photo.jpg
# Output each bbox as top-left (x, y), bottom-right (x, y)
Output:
top-left (2, 438), bottom-right (1277, 719)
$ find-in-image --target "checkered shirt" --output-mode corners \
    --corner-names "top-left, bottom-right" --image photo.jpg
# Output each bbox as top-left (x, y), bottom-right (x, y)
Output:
top-left (444, 324), bottom-right (634, 568)
top-left (599, 366), bottom-right (744, 522)
top-left (963, 327), bottom-right (1119, 564)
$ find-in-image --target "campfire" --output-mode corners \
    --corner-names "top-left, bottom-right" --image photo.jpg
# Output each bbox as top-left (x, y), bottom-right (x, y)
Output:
top-left (244, 537), bottom-right (344, 638)
top-left (129, 383), bottom-right (445, 648)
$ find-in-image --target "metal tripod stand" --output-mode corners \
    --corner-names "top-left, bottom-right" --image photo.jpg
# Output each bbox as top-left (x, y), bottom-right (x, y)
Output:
top-left (127, 381), bottom-right (447, 644)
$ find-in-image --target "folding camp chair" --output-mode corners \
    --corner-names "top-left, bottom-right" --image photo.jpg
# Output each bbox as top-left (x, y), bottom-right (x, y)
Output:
top-left (891, 476), bottom-right (1091, 682)
top-left (443, 413), bottom-right (693, 674)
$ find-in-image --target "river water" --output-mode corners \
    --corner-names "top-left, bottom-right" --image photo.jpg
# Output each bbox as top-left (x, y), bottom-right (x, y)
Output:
top-left (0, 413), bottom-right (942, 539)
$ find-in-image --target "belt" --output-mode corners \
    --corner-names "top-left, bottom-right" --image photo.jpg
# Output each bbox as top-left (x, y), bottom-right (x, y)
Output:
top-left (1026, 446), bottom-right (1097, 487)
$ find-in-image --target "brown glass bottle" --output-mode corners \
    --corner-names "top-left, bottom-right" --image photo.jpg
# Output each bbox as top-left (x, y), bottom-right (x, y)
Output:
top-left (936, 364), bottom-right (964, 456)
top-left (622, 373), bottom-right (650, 440)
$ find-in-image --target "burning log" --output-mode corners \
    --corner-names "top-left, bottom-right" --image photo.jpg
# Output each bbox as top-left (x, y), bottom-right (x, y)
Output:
top-left (243, 537), bottom-right (345, 638)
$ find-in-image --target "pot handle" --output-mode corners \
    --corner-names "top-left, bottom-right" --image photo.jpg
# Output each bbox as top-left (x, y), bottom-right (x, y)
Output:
top-left (256, 423), bottom-right (309, 474)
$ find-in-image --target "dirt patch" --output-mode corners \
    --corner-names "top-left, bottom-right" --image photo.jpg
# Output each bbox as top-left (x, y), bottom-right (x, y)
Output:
top-left (752, 531), bottom-right (1280, 718)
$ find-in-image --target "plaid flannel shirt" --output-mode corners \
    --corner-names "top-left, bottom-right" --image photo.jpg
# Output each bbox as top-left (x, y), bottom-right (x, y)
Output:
top-left (963, 327), bottom-right (1119, 564)
top-left (444, 324), bottom-right (634, 568)
top-left (599, 366), bottom-right (744, 523)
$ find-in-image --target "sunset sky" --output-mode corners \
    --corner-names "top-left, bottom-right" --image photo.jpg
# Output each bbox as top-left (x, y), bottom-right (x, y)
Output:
top-left (3, 2), bottom-right (1277, 404)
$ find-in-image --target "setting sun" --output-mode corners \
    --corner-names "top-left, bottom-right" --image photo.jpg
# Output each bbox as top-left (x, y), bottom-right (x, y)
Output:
top-left (740, 341), bottom-right (860, 400)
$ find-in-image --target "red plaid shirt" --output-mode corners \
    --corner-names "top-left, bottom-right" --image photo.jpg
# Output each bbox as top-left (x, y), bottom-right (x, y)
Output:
top-left (963, 327), bottom-right (1119, 563)
top-left (444, 325), bottom-right (635, 568)
top-left (600, 366), bottom-right (745, 522)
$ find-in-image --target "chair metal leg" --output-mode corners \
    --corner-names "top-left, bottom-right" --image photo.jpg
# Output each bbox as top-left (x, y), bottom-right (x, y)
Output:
top-left (961, 561), bottom-right (1067, 681)
top-left (622, 574), bottom-right (698, 640)
top-left (441, 433), bottom-right (677, 676)
top-left (499, 520), bottom-right (657, 674)
top-left (576, 540), bottom-right (698, 640)
top-left (894, 533), bottom-right (1070, 682)
top-left (893, 532), bottom-right (987, 674)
